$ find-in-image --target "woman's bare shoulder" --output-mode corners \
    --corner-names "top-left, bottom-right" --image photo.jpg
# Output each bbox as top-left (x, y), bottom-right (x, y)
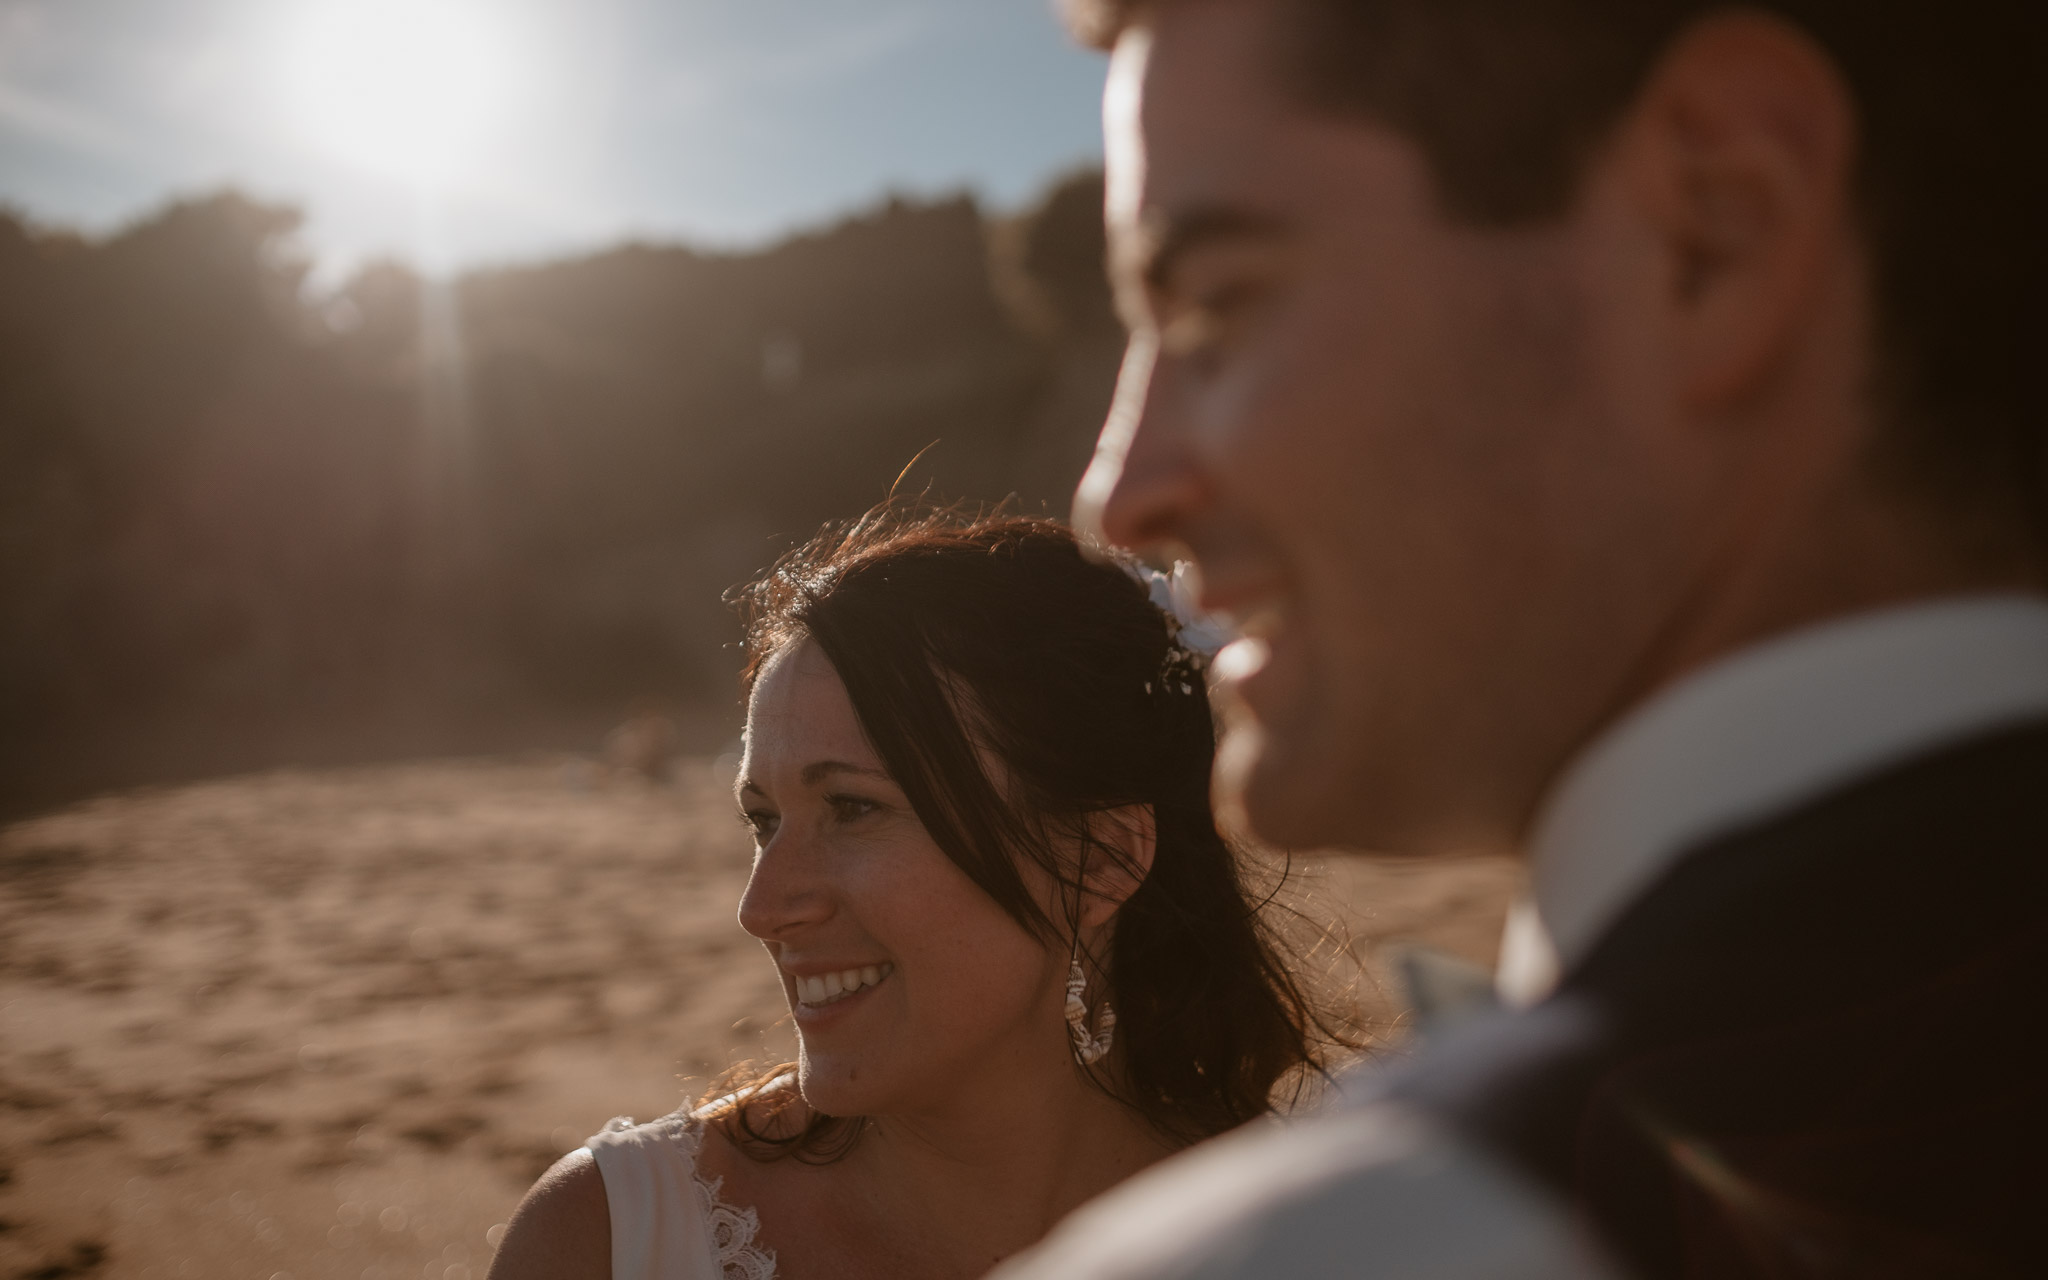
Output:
top-left (485, 1148), bottom-right (610, 1280)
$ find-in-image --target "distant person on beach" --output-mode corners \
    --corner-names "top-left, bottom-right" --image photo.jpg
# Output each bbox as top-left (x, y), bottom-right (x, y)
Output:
top-left (488, 510), bottom-right (1356, 1280)
top-left (994, 0), bottom-right (2048, 1276)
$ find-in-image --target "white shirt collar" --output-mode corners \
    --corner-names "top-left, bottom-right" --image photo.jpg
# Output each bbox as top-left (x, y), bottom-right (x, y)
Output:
top-left (1497, 593), bottom-right (2048, 1006)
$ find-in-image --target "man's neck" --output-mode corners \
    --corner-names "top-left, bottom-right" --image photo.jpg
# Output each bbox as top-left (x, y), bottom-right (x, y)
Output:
top-left (1502, 591), bottom-right (2048, 1004)
top-left (1610, 469), bottom-right (2039, 760)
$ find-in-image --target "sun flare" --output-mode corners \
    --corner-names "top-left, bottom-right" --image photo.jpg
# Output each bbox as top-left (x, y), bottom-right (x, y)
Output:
top-left (283, 0), bottom-right (521, 186)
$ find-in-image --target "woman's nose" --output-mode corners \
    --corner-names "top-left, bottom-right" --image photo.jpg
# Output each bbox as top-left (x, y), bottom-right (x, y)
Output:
top-left (736, 832), bottom-right (832, 942)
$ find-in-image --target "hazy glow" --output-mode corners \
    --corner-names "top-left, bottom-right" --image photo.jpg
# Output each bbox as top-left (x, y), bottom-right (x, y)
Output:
top-left (2, 0), bottom-right (1108, 279)
top-left (282, 0), bottom-right (523, 186)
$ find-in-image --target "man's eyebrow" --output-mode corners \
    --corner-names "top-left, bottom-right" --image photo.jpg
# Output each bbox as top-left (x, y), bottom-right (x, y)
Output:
top-left (1123, 206), bottom-right (1290, 292)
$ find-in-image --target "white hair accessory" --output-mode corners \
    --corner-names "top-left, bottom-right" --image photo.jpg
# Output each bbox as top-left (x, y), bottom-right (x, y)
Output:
top-left (1130, 560), bottom-right (1234, 659)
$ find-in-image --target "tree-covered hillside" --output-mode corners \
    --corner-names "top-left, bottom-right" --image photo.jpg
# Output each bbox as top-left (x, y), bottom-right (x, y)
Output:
top-left (0, 173), bottom-right (1121, 809)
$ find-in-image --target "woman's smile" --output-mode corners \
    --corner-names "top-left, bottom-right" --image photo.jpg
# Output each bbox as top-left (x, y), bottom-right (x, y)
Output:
top-left (493, 510), bottom-right (1356, 1280)
top-left (787, 961), bottom-right (894, 1021)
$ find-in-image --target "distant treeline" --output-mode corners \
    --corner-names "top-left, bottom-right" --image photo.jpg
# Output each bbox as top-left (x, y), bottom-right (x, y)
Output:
top-left (0, 172), bottom-right (1121, 807)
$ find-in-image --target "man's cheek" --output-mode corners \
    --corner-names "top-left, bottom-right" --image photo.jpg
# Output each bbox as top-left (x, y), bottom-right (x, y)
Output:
top-left (1190, 331), bottom-right (1304, 462)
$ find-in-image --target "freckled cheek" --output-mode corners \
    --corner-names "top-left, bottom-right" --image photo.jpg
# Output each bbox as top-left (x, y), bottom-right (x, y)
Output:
top-left (854, 878), bottom-right (1046, 1025)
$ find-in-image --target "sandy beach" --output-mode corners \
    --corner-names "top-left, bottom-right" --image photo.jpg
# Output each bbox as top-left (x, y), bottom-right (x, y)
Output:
top-left (0, 756), bottom-right (1517, 1279)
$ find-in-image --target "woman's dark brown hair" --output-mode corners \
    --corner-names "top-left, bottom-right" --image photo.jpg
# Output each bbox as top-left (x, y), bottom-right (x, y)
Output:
top-left (715, 503), bottom-right (1358, 1160)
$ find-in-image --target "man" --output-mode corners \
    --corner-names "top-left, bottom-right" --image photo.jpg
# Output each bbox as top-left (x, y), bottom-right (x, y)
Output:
top-left (999, 0), bottom-right (2046, 1276)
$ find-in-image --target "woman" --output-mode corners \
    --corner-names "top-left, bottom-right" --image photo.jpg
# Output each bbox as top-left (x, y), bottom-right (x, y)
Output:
top-left (490, 509), bottom-right (1354, 1280)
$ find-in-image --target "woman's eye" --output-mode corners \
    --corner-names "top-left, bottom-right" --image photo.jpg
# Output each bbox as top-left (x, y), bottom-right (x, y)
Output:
top-left (826, 794), bottom-right (880, 822)
top-left (739, 809), bottom-right (777, 840)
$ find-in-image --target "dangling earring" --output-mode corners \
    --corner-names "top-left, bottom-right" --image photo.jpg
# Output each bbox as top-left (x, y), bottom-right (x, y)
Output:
top-left (1065, 951), bottom-right (1116, 1066)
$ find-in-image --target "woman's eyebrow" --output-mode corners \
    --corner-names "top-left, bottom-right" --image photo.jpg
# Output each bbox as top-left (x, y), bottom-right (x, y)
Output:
top-left (800, 760), bottom-right (891, 786)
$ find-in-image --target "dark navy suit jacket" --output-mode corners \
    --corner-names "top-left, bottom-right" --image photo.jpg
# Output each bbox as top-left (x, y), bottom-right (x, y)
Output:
top-left (1391, 721), bottom-right (2048, 1277)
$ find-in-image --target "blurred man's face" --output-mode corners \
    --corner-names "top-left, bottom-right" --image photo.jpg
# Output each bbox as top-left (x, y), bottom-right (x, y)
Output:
top-left (1082, 0), bottom-right (1691, 852)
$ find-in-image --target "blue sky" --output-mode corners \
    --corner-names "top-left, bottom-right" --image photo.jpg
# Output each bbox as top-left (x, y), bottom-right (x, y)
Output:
top-left (0, 0), bottom-right (1108, 281)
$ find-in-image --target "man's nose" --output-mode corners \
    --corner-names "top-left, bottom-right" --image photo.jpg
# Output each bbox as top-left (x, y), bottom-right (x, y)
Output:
top-left (736, 831), bottom-right (831, 942)
top-left (1074, 333), bottom-right (1206, 554)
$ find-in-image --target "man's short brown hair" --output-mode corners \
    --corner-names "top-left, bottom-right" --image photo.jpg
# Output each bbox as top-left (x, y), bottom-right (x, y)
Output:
top-left (1066, 0), bottom-right (2048, 550)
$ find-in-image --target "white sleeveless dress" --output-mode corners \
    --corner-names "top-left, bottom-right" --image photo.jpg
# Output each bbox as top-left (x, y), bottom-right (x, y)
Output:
top-left (583, 1112), bottom-right (778, 1280)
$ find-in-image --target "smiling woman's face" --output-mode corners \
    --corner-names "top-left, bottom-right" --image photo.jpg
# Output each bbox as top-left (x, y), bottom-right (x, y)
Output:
top-left (735, 639), bottom-right (1067, 1118)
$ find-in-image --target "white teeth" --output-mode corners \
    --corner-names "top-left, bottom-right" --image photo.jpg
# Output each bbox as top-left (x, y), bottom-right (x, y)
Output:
top-left (792, 962), bottom-right (893, 1007)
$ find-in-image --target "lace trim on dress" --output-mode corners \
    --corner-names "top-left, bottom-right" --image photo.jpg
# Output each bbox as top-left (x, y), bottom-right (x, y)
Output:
top-left (600, 1114), bottom-right (778, 1280)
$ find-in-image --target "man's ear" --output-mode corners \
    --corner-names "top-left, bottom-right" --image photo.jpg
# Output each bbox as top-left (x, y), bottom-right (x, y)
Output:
top-left (1076, 804), bottom-right (1157, 929)
top-left (1614, 10), bottom-right (1857, 410)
